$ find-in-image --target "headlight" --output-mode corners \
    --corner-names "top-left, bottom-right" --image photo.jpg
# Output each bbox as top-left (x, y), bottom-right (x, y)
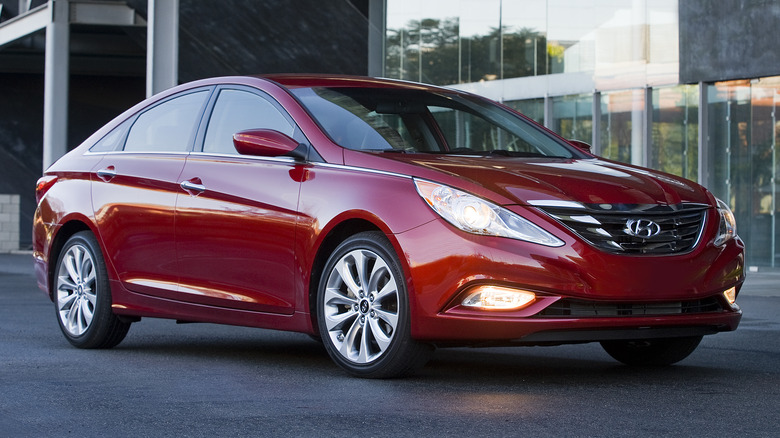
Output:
top-left (714, 198), bottom-right (737, 246)
top-left (414, 179), bottom-right (564, 247)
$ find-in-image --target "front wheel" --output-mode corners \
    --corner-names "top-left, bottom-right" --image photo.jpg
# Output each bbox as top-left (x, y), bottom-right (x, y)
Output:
top-left (54, 231), bottom-right (131, 349)
top-left (600, 336), bottom-right (703, 366)
top-left (317, 231), bottom-right (432, 378)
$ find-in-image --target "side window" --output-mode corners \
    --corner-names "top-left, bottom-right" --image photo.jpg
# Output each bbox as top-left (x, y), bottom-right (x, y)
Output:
top-left (124, 90), bottom-right (209, 152)
top-left (203, 89), bottom-right (295, 154)
top-left (90, 118), bottom-right (132, 152)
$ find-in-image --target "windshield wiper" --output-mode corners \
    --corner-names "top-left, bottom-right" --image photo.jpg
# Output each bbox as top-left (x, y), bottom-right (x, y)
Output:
top-left (362, 148), bottom-right (413, 154)
top-left (487, 149), bottom-right (563, 158)
top-left (439, 148), bottom-right (476, 154)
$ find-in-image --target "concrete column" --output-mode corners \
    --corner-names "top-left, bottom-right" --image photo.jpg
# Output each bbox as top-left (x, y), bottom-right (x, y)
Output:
top-left (592, 91), bottom-right (601, 155)
top-left (543, 95), bottom-right (552, 129)
top-left (146, 0), bottom-right (179, 97)
top-left (698, 81), bottom-right (709, 186)
top-left (642, 87), bottom-right (652, 168)
top-left (630, 88), bottom-right (647, 167)
top-left (367, 0), bottom-right (385, 77)
top-left (43, 0), bottom-right (70, 170)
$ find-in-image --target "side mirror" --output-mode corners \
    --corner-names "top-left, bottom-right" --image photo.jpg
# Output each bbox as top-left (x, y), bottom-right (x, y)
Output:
top-left (233, 129), bottom-right (304, 158)
top-left (568, 139), bottom-right (592, 153)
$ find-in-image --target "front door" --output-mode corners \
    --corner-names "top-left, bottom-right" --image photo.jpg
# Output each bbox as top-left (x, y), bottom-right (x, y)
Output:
top-left (174, 87), bottom-right (305, 314)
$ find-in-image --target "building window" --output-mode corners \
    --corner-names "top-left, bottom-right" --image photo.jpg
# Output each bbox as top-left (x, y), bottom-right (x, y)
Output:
top-left (385, 0), bottom-right (550, 85)
top-left (600, 89), bottom-right (645, 166)
top-left (506, 98), bottom-right (545, 125)
top-left (651, 85), bottom-right (698, 182)
top-left (707, 77), bottom-right (780, 267)
top-left (551, 94), bottom-right (593, 144)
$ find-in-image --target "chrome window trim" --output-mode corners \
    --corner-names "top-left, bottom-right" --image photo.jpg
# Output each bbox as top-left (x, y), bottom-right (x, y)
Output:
top-left (84, 150), bottom-right (190, 157)
top-left (85, 150), bottom-right (414, 179)
top-left (310, 162), bottom-right (412, 180)
top-left (187, 151), bottom-right (298, 164)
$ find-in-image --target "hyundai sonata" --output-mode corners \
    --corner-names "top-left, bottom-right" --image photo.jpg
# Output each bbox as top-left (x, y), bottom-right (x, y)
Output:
top-left (33, 75), bottom-right (744, 378)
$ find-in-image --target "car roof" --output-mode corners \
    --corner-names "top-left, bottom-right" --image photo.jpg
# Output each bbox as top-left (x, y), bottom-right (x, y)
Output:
top-left (259, 73), bottom-right (450, 93)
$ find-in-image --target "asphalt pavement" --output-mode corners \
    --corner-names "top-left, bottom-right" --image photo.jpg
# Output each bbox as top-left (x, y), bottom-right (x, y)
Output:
top-left (1, 252), bottom-right (779, 437)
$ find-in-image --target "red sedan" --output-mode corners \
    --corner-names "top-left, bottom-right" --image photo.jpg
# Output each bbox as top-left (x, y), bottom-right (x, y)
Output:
top-left (33, 75), bottom-right (744, 378)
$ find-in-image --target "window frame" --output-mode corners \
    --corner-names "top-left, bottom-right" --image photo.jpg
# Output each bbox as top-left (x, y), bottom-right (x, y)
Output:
top-left (194, 85), bottom-right (306, 157)
top-left (121, 88), bottom-right (213, 154)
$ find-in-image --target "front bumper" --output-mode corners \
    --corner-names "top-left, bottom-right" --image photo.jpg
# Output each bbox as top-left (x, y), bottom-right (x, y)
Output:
top-left (397, 216), bottom-right (745, 345)
top-left (415, 304), bottom-right (741, 345)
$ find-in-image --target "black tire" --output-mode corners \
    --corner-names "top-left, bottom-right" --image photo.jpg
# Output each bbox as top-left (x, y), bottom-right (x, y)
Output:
top-left (316, 231), bottom-right (433, 378)
top-left (53, 231), bottom-right (131, 349)
top-left (600, 336), bottom-right (703, 366)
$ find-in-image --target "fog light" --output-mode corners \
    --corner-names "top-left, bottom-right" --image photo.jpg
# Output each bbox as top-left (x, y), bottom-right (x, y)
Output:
top-left (462, 286), bottom-right (536, 310)
top-left (723, 286), bottom-right (737, 305)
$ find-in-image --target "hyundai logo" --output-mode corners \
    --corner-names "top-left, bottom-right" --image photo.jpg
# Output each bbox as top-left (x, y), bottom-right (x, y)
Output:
top-left (624, 219), bottom-right (662, 238)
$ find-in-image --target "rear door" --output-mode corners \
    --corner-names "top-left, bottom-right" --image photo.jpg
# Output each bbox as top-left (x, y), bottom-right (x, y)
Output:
top-left (91, 89), bottom-right (211, 296)
top-left (173, 86), bottom-right (306, 314)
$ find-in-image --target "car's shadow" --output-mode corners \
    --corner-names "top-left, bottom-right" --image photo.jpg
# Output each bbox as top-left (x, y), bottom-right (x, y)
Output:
top-left (105, 320), bottom-right (727, 385)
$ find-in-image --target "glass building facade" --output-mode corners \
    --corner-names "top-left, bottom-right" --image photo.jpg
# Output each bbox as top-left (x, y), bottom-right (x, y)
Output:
top-left (382, 0), bottom-right (780, 268)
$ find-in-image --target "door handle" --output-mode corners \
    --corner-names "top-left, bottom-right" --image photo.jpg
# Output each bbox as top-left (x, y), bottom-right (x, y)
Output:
top-left (96, 166), bottom-right (116, 182)
top-left (180, 178), bottom-right (205, 195)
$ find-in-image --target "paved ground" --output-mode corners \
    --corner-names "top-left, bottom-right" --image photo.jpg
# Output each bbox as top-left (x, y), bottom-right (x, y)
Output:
top-left (742, 268), bottom-right (780, 297)
top-left (1, 252), bottom-right (779, 437)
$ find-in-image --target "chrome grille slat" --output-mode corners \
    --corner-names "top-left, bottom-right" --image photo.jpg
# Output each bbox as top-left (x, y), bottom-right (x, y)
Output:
top-left (537, 203), bottom-right (708, 255)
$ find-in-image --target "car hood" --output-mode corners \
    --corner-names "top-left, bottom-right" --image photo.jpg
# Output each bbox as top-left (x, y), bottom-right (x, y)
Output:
top-left (379, 155), bottom-right (713, 206)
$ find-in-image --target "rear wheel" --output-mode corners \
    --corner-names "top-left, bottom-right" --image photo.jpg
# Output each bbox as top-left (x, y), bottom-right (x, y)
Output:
top-left (600, 336), bottom-right (703, 366)
top-left (317, 231), bottom-right (432, 378)
top-left (54, 231), bottom-right (130, 349)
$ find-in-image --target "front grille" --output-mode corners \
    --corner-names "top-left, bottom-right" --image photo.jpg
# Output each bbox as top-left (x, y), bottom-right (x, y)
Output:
top-left (537, 297), bottom-right (723, 317)
top-left (536, 203), bottom-right (708, 255)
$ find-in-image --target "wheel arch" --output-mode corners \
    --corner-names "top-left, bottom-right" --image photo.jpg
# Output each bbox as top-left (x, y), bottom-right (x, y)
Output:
top-left (307, 218), bottom-right (393, 333)
top-left (46, 219), bottom-right (96, 300)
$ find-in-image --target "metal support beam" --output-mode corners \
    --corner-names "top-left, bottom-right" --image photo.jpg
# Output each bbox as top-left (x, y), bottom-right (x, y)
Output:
top-left (70, 1), bottom-right (145, 26)
top-left (42, 0), bottom-right (69, 170)
top-left (146, 0), bottom-right (178, 97)
top-left (0, 2), bottom-right (50, 49)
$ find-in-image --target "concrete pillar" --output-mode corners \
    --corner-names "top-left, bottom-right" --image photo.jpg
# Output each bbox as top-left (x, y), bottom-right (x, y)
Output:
top-left (642, 87), bottom-right (652, 168)
top-left (367, 0), bottom-right (385, 77)
top-left (630, 88), bottom-right (647, 167)
top-left (591, 91), bottom-right (601, 155)
top-left (698, 81), bottom-right (709, 186)
top-left (43, 0), bottom-right (70, 170)
top-left (146, 0), bottom-right (179, 97)
top-left (543, 95), bottom-right (552, 129)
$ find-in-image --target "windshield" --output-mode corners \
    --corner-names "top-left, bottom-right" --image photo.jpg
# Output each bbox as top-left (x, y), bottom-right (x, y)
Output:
top-left (290, 87), bottom-right (580, 159)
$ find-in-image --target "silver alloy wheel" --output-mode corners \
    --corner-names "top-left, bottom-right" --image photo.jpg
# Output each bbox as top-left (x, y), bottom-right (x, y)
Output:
top-left (323, 248), bottom-right (400, 364)
top-left (56, 243), bottom-right (98, 337)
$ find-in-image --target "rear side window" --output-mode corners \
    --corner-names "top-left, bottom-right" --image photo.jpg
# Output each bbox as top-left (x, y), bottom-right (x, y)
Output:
top-left (124, 90), bottom-right (209, 152)
top-left (90, 119), bottom-right (132, 152)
